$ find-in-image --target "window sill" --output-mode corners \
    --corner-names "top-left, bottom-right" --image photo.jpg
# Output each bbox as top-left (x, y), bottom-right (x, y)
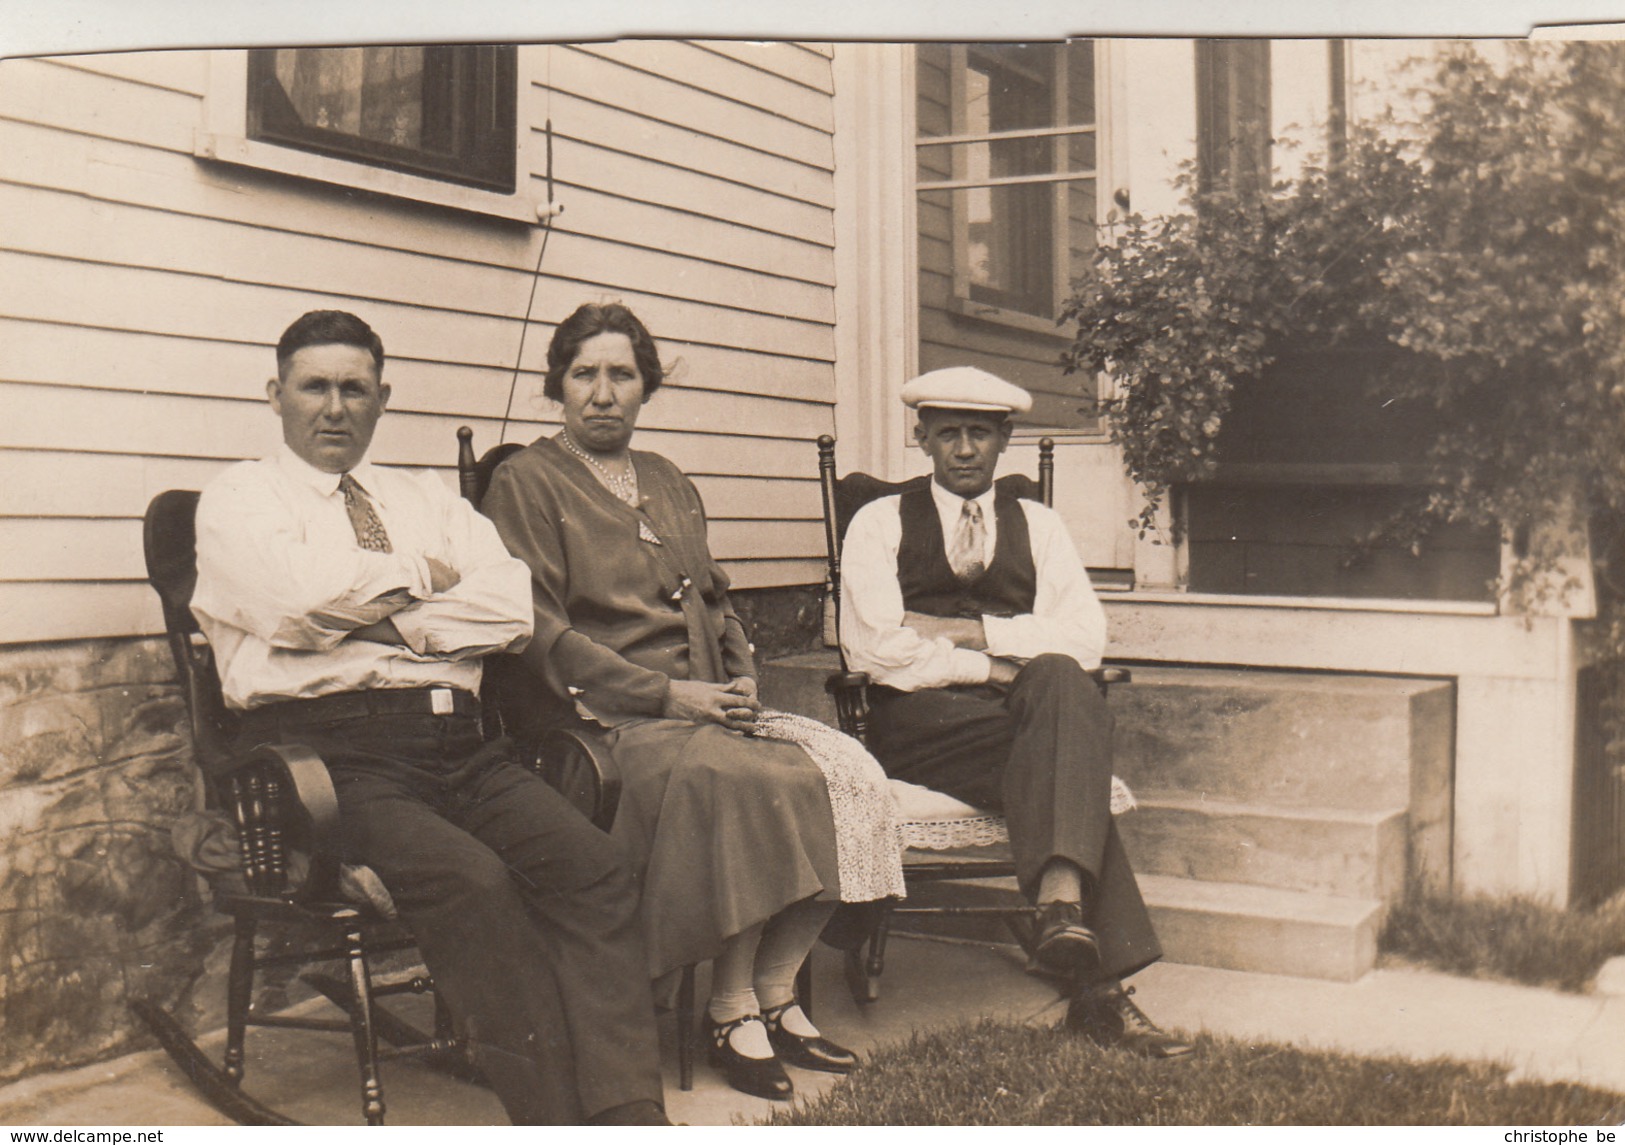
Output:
top-left (947, 294), bottom-right (1069, 339)
top-left (194, 131), bottom-right (541, 225)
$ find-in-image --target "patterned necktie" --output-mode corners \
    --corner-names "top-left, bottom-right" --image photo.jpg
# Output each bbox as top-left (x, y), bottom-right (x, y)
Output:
top-left (948, 499), bottom-right (986, 583)
top-left (339, 473), bottom-right (392, 553)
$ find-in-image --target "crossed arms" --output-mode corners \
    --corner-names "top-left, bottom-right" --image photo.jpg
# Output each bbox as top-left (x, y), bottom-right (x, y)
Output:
top-left (193, 463), bottom-right (532, 665)
top-left (839, 495), bottom-right (1108, 692)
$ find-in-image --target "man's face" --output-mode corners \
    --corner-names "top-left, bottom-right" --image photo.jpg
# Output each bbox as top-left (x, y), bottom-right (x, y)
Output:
top-left (267, 343), bottom-right (390, 474)
top-left (915, 407), bottom-right (1013, 498)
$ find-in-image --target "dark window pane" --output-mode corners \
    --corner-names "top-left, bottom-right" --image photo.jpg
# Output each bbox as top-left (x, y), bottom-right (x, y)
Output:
top-left (966, 44), bottom-right (1056, 133)
top-left (1196, 39), bottom-right (1272, 196)
top-left (965, 182), bottom-right (1054, 315)
top-left (248, 45), bottom-right (516, 193)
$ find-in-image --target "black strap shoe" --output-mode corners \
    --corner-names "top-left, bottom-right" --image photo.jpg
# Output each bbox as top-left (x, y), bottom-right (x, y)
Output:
top-left (708, 1015), bottom-right (795, 1100)
top-left (1065, 984), bottom-right (1195, 1060)
top-left (762, 1001), bottom-right (859, 1074)
top-left (1031, 901), bottom-right (1102, 979)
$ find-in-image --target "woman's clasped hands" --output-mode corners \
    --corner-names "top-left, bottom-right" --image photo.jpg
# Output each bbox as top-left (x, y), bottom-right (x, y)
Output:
top-left (661, 676), bottom-right (761, 734)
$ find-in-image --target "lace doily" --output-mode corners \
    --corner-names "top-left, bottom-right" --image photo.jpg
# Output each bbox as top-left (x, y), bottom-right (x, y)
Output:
top-left (753, 710), bottom-right (907, 902)
top-left (890, 776), bottom-right (1137, 853)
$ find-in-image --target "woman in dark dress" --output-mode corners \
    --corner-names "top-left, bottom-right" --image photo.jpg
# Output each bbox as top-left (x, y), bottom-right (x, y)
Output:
top-left (482, 303), bottom-right (902, 1101)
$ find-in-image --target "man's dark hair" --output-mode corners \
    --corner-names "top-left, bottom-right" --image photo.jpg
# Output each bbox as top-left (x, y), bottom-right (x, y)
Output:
top-left (544, 302), bottom-right (665, 402)
top-left (276, 310), bottom-right (385, 376)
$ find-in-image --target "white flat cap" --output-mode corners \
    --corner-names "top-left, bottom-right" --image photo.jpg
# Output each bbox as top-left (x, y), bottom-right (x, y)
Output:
top-left (901, 366), bottom-right (1032, 415)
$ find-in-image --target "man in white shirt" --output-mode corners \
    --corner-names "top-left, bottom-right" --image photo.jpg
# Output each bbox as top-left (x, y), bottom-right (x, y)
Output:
top-left (839, 366), bottom-right (1191, 1059)
top-left (192, 310), bottom-right (668, 1123)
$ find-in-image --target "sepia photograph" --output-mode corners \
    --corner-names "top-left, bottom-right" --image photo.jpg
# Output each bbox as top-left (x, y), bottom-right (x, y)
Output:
top-left (1, 1), bottom-right (1624, 1130)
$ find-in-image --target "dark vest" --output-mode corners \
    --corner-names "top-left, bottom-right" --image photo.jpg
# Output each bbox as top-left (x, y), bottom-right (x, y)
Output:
top-left (896, 486), bottom-right (1037, 619)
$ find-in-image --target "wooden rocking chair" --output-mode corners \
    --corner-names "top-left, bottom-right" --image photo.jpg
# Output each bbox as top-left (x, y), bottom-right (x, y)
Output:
top-left (815, 434), bottom-right (1131, 1004)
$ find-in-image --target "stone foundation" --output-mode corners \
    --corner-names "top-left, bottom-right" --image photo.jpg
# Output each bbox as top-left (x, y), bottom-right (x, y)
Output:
top-left (0, 637), bottom-right (209, 1082)
top-left (730, 584), bottom-right (824, 660)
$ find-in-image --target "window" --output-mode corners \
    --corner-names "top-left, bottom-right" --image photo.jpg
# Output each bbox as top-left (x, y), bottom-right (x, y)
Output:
top-left (1196, 39), bottom-right (1272, 196)
top-left (918, 42), bottom-right (1098, 324)
top-left (196, 47), bottom-right (533, 222)
top-left (916, 41), bottom-right (1103, 432)
top-left (248, 46), bottom-right (516, 193)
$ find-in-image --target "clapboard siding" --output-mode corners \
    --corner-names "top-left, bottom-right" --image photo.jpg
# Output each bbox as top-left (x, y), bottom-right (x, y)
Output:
top-left (0, 251), bottom-right (835, 370)
top-left (549, 47), bottom-right (831, 170)
top-left (0, 583), bottom-right (162, 644)
top-left (542, 187), bottom-right (835, 287)
top-left (690, 41), bottom-right (836, 95)
top-left (0, 449), bottom-right (817, 525)
top-left (1, 183), bottom-right (834, 327)
top-left (0, 451), bottom-right (233, 517)
top-left (0, 117), bottom-right (836, 299)
top-left (0, 384), bottom-right (827, 477)
top-left (1, 318), bottom-right (833, 408)
top-left (0, 42), bottom-right (837, 642)
top-left (0, 58), bottom-right (200, 153)
top-left (645, 42), bottom-right (833, 130)
top-left (47, 51), bottom-right (209, 96)
top-left (1, 519), bottom-right (142, 582)
top-left (542, 92), bottom-right (835, 209)
top-left (572, 41), bottom-right (832, 137)
top-left (550, 136), bottom-right (834, 249)
top-left (1, 503), bottom-right (825, 584)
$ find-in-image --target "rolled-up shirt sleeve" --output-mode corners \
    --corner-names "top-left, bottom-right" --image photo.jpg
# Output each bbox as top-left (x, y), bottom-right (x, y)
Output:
top-left (194, 471), bottom-right (432, 653)
top-left (979, 501), bottom-right (1106, 670)
top-left (839, 498), bottom-right (993, 691)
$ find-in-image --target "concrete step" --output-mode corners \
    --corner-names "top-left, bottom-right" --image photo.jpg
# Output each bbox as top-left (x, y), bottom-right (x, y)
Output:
top-left (1110, 666), bottom-right (1452, 814)
top-left (891, 872), bottom-right (1382, 981)
top-left (1118, 795), bottom-right (1408, 901)
top-left (1140, 874), bottom-right (1382, 983)
top-left (761, 657), bottom-right (1447, 853)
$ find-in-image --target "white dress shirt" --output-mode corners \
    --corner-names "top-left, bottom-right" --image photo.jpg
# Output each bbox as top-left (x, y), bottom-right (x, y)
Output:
top-left (839, 479), bottom-right (1107, 692)
top-left (193, 444), bottom-right (533, 710)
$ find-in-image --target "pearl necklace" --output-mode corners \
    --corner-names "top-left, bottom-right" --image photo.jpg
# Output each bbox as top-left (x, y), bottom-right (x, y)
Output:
top-left (560, 429), bottom-right (639, 506)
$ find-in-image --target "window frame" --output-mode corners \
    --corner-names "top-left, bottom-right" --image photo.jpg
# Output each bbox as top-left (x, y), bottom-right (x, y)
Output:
top-left (918, 42), bottom-right (1102, 334)
top-left (1195, 39), bottom-right (1273, 197)
top-left (195, 48), bottom-right (541, 224)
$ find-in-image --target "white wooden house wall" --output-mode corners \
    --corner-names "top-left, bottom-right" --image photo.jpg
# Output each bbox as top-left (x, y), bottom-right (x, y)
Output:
top-left (0, 42), bottom-right (838, 646)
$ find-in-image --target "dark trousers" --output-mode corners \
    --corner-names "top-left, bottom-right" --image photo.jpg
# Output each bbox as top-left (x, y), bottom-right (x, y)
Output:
top-left (866, 654), bottom-right (1162, 984)
top-left (237, 708), bottom-right (662, 1124)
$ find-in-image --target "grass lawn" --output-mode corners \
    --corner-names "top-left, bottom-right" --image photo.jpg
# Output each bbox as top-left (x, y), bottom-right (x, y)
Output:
top-left (764, 1020), bottom-right (1625, 1126)
top-left (1380, 889), bottom-right (1625, 993)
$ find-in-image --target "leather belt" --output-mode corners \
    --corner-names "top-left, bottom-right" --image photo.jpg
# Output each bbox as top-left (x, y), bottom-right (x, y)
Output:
top-left (241, 686), bottom-right (480, 729)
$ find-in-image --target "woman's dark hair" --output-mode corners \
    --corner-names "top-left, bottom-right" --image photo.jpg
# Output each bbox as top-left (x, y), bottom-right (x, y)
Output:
top-left (276, 310), bottom-right (385, 376)
top-left (544, 303), bottom-right (665, 402)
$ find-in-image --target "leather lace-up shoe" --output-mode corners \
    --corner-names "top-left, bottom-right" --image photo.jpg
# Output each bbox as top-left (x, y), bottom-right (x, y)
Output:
top-left (1031, 901), bottom-right (1101, 979)
top-left (762, 1001), bottom-right (859, 1074)
top-left (708, 1015), bottom-right (794, 1100)
top-left (1065, 984), bottom-right (1194, 1060)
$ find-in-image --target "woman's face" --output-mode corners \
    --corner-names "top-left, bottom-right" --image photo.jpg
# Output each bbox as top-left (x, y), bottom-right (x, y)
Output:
top-left (560, 332), bottom-right (646, 454)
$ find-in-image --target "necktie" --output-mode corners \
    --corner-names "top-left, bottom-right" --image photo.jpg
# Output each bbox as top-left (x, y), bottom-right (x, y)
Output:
top-left (339, 474), bottom-right (392, 553)
top-left (948, 499), bottom-right (986, 583)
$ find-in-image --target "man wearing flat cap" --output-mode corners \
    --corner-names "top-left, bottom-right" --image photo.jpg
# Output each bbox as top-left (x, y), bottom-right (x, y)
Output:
top-left (839, 366), bottom-right (1190, 1058)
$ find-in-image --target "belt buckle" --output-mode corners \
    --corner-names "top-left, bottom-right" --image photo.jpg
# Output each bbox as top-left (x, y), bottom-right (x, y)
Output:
top-left (430, 688), bottom-right (455, 716)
